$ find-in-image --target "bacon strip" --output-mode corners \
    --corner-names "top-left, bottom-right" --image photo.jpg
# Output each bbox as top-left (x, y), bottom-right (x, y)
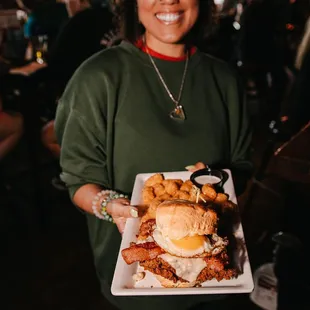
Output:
top-left (138, 219), bottom-right (156, 239)
top-left (121, 242), bottom-right (165, 265)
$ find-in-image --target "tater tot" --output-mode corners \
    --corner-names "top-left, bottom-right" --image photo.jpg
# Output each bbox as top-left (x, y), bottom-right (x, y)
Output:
top-left (142, 186), bottom-right (155, 204)
top-left (163, 181), bottom-right (179, 196)
top-left (145, 173), bottom-right (164, 187)
top-left (150, 197), bottom-right (164, 208)
top-left (141, 198), bottom-right (163, 222)
top-left (214, 193), bottom-right (228, 204)
top-left (169, 179), bottom-right (184, 186)
top-left (153, 183), bottom-right (166, 197)
top-left (174, 190), bottom-right (191, 200)
top-left (158, 193), bottom-right (172, 200)
top-left (180, 180), bottom-right (194, 193)
top-left (162, 179), bottom-right (183, 188)
top-left (199, 193), bottom-right (217, 203)
top-left (202, 184), bottom-right (217, 201)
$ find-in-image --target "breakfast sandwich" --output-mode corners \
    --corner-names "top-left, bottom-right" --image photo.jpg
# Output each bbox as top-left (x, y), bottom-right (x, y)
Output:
top-left (121, 200), bottom-right (237, 288)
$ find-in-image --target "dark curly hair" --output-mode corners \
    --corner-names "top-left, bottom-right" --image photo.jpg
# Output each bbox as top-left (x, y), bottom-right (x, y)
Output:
top-left (115, 0), bottom-right (217, 45)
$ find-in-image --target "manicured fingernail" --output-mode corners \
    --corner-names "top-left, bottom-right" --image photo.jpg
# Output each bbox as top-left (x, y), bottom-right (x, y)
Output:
top-left (185, 165), bottom-right (195, 170)
top-left (130, 207), bottom-right (138, 218)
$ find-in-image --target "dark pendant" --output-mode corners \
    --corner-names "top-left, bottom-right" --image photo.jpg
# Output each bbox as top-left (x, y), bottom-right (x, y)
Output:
top-left (169, 105), bottom-right (186, 121)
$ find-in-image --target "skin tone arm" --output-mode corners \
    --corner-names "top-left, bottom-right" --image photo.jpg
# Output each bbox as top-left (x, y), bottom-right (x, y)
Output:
top-left (41, 120), bottom-right (61, 158)
top-left (73, 184), bottom-right (138, 234)
top-left (0, 111), bottom-right (24, 160)
top-left (72, 162), bottom-right (204, 234)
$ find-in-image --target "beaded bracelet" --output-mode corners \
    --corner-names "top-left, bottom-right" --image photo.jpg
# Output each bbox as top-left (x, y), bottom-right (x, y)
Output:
top-left (92, 190), bottom-right (129, 222)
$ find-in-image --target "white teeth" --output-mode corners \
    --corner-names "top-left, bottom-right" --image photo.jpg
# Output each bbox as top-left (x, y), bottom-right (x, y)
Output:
top-left (156, 13), bottom-right (180, 23)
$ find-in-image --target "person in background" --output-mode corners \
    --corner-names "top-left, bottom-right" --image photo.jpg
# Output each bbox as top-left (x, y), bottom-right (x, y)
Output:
top-left (64, 0), bottom-right (92, 17)
top-left (281, 16), bottom-right (310, 132)
top-left (295, 16), bottom-right (310, 73)
top-left (0, 96), bottom-right (23, 161)
top-left (55, 0), bottom-right (252, 309)
top-left (0, 33), bottom-right (23, 158)
top-left (238, 0), bottom-right (279, 92)
top-left (16, 0), bottom-right (31, 14)
top-left (23, 0), bottom-right (69, 54)
top-left (48, 0), bottom-right (115, 94)
top-left (215, 0), bottom-right (238, 62)
top-left (41, 0), bottom-right (117, 190)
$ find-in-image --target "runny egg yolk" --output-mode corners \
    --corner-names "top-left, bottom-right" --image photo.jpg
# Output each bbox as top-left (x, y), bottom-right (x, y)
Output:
top-left (171, 235), bottom-right (206, 250)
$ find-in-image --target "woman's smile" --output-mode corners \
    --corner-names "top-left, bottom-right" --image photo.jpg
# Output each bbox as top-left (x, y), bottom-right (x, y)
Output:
top-left (155, 11), bottom-right (184, 25)
top-left (137, 0), bottom-right (199, 50)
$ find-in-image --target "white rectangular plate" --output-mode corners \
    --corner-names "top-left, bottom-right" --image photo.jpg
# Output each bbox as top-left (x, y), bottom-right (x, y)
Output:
top-left (111, 170), bottom-right (254, 296)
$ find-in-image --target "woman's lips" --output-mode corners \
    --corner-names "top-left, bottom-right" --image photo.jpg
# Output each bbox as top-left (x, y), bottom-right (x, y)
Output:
top-left (155, 12), bottom-right (183, 25)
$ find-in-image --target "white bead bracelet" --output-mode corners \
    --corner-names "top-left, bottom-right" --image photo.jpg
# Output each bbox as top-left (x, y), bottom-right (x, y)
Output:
top-left (92, 190), bottom-right (129, 222)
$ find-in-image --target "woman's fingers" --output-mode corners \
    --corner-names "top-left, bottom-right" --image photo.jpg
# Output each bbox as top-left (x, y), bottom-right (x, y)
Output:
top-left (114, 217), bottom-right (127, 235)
top-left (195, 162), bottom-right (206, 170)
top-left (105, 198), bottom-right (139, 234)
top-left (185, 165), bottom-right (196, 172)
top-left (106, 198), bottom-right (138, 219)
top-left (107, 199), bottom-right (137, 234)
top-left (186, 162), bottom-right (206, 172)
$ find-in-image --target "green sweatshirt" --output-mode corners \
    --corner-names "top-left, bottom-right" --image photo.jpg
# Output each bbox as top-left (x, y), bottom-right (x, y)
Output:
top-left (55, 41), bottom-right (252, 310)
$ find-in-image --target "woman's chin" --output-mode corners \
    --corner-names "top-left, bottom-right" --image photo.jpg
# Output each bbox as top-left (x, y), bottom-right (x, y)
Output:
top-left (152, 33), bottom-right (187, 45)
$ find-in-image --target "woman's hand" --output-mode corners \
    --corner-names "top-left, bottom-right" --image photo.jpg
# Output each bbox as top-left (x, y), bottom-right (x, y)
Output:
top-left (185, 162), bottom-right (206, 172)
top-left (106, 198), bottom-right (138, 234)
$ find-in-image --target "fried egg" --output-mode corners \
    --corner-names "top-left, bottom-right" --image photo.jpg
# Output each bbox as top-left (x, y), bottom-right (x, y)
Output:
top-left (152, 229), bottom-right (212, 257)
top-left (159, 254), bottom-right (207, 282)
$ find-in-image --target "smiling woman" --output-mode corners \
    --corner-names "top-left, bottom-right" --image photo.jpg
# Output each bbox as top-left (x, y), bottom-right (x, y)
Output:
top-left (55, 0), bottom-right (252, 309)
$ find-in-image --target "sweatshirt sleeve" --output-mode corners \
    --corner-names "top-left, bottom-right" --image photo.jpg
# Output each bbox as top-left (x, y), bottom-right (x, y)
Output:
top-left (54, 62), bottom-right (109, 200)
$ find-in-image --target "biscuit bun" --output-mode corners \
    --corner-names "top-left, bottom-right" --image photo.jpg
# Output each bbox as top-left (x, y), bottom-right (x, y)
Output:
top-left (155, 200), bottom-right (218, 240)
top-left (155, 275), bottom-right (199, 288)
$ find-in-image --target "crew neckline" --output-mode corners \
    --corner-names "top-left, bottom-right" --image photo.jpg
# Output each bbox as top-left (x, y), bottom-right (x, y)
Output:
top-left (135, 38), bottom-right (197, 62)
top-left (119, 40), bottom-right (202, 69)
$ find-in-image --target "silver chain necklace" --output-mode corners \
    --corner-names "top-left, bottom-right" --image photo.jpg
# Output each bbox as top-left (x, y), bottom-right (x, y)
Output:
top-left (143, 36), bottom-right (189, 121)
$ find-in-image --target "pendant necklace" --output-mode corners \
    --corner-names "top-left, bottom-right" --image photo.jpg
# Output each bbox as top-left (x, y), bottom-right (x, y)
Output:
top-left (143, 36), bottom-right (188, 121)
